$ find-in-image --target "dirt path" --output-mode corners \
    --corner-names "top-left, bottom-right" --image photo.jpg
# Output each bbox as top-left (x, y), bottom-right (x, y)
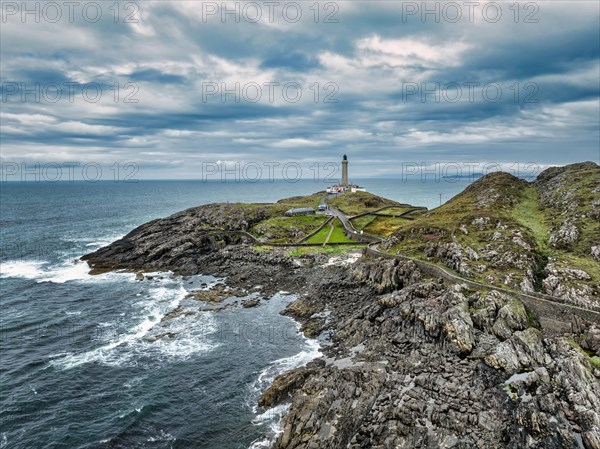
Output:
top-left (323, 223), bottom-right (335, 246)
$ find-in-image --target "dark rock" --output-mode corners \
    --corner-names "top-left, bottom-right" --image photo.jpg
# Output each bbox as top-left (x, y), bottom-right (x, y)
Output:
top-left (241, 298), bottom-right (260, 308)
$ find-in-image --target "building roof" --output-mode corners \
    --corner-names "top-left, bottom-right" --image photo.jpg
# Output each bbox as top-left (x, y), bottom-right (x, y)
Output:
top-left (286, 207), bottom-right (315, 213)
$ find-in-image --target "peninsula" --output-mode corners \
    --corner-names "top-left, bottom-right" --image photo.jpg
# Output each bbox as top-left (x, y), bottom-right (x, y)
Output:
top-left (82, 162), bottom-right (600, 449)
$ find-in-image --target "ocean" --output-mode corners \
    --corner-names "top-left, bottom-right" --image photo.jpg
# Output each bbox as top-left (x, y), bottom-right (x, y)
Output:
top-left (0, 178), bottom-right (472, 449)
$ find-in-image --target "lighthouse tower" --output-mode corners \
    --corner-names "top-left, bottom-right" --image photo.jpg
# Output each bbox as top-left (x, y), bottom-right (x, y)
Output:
top-left (341, 154), bottom-right (348, 187)
top-left (325, 155), bottom-right (365, 194)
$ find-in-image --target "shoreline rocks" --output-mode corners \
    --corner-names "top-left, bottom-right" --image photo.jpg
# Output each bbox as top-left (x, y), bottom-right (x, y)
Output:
top-left (83, 238), bottom-right (600, 448)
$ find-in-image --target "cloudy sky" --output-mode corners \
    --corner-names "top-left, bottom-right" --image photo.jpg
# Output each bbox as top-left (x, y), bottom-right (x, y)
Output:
top-left (1, 1), bottom-right (599, 179)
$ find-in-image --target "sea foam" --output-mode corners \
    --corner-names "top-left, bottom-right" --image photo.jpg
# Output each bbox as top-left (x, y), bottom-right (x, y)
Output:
top-left (248, 307), bottom-right (322, 449)
top-left (50, 284), bottom-right (218, 370)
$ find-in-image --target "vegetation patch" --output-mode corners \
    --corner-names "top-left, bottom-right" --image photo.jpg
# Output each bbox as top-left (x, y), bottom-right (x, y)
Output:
top-left (252, 215), bottom-right (327, 243)
top-left (288, 245), bottom-right (364, 257)
top-left (376, 206), bottom-right (416, 216)
top-left (385, 173), bottom-right (543, 290)
top-left (403, 209), bottom-right (427, 219)
top-left (327, 191), bottom-right (400, 216)
top-left (363, 216), bottom-right (412, 237)
top-left (350, 214), bottom-right (376, 231)
top-left (328, 219), bottom-right (354, 243)
top-left (305, 225), bottom-right (332, 244)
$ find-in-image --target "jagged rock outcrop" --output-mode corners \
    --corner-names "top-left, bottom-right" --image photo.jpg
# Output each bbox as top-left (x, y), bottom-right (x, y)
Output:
top-left (350, 258), bottom-right (421, 293)
top-left (82, 203), bottom-right (271, 274)
top-left (542, 259), bottom-right (597, 308)
top-left (266, 258), bottom-right (600, 449)
top-left (535, 161), bottom-right (600, 253)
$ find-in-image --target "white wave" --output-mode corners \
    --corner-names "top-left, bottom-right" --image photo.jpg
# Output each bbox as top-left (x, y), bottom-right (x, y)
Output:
top-left (248, 320), bottom-right (322, 449)
top-left (253, 336), bottom-right (321, 400)
top-left (0, 260), bottom-right (47, 279)
top-left (0, 258), bottom-right (91, 283)
top-left (252, 403), bottom-right (290, 425)
top-left (0, 258), bottom-right (137, 284)
top-left (38, 260), bottom-right (92, 283)
top-left (147, 430), bottom-right (176, 443)
top-left (50, 285), bottom-right (217, 370)
top-left (249, 403), bottom-right (290, 449)
top-left (118, 404), bottom-right (145, 419)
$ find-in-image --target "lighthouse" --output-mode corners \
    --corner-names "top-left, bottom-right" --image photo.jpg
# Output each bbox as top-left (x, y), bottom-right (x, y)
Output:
top-left (325, 155), bottom-right (366, 194)
top-left (342, 154), bottom-right (348, 187)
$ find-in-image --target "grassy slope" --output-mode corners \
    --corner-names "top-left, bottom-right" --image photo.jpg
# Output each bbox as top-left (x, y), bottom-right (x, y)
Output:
top-left (512, 186), bottom-right (550, 253)
top-left (385, 166), bottom-right (599, 302)
top-left (305, 219), bottom-right (354, 244)
top-left (533, 164), bottom-right (600, 292)
top-left (376, 206), bottom-right (418, 216)
top-left (305, 224), bottom-right (332, 244)
top-left (252, 215), bottom-right (328, 243)
top-left (288, 245), bottom-right (365, 256)
top-left (227, 192), bottom-right (327, 243)
top-left (347, 199), bottom-right (425, 237)
top-left (363, 217), bottom-right (413, 237)
top-left (351, 215), bottom-right (377, 231)
top-left (386, 172), bottom-right (542, 290)
top-left (328, 219), bottom-right (354, 243)
top-left (535, 165), bottom-right (600, 256)
top-left (327, 191), bottom-right (400, 216)
top-left (274, 192), bottom-right (324, 212)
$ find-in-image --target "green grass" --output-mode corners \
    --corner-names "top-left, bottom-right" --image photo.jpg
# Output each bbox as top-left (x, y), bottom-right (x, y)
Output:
top-left (303, 219), bottom-right (354, 244)
top-left (377, 206), bottom-right (416, 216)
top-left (304, 225), bottom-right (332, 244)
top-left (327, 191), bottom-right (400, 216)
top-left (274, 192), bottom-right (324, 212)
top-left (511, 185), bottom-right (599, 291)
top-left (363, 216), bottom-right (412, 237)
top-left (252, 215), bottom-right (327, 243)
top-left (384, 173), bottom-right (542, 289)
top-left (512, 186), bottom-right (550, 253)
top-left (328, 220), bottom-right (354, 243)
top-left (288, 245), bottom-right (364, 256)
top-left (350, 214), bottom-right (376, 231)
top-left (253, 245), bottom-right (274, 253)
top-left (403, 209), bottom-right (427, 219)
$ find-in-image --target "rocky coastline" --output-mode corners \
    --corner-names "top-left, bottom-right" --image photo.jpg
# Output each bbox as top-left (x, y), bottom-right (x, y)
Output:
top-left (82, 169), bottom-right (600, 449)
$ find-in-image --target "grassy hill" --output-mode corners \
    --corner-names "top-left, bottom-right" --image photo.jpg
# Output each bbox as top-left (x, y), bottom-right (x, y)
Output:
top-left (248, 191), bottom-right (407, 244)
top-left (199, 191), bottom-right (382, 246)
top-left (383, 162), bottom-right (600, 308)
top-left (326, 191), bottom-right (400, 216)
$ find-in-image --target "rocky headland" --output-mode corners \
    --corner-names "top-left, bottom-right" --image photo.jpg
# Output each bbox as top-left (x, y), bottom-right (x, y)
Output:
top-left (82, 162), bottom-right (600, 449)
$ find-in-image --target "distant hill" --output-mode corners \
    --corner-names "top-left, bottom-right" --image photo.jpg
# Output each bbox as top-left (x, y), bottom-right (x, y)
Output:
top-left (383, 162), bottom-right (600, 309)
